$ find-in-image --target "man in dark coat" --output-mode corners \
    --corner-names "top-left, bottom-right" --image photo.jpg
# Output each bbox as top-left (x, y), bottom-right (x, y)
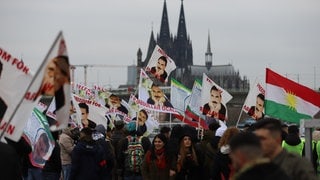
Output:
top-left (229, 132), bottom-right (290, 180)
top-left (0, 141), bottom-right (21, 180)
top-left (69, 128), bottom-right (103, 180)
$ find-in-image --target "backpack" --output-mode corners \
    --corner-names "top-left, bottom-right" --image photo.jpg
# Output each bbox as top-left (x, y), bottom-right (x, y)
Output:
top-left (125, 135), bottom-right (144, 173)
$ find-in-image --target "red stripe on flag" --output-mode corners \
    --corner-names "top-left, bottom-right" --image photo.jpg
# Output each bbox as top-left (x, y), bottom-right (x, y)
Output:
top-left (266, 68), bottom-right (320, 107)
top-left (173, 114), bottom-right (199, 128)
top-left (184, 109), bottom-right (208, 129)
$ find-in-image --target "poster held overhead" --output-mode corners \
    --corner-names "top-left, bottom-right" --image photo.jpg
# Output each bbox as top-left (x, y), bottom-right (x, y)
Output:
top-left (145, 45), bottom-right (176, 83)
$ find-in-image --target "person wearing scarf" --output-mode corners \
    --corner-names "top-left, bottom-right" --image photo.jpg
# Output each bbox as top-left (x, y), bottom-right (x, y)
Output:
top-left (142, 133), bottom-right (174, 180)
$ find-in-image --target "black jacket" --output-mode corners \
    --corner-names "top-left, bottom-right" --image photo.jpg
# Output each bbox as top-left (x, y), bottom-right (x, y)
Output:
top-left (70, 140), bottom-right (102, 180)
top-left (235, 162), bottom-right (291, 180)
top-left (42, 141), bottom-right (62, 173)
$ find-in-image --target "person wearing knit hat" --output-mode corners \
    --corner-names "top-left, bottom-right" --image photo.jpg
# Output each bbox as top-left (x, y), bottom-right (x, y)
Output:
top-left (70, 127), bottom-right (102, 179)
top-left (92, 124), bottom-right (115, 179)
top-left (95, 124), bottom-right (106, 137)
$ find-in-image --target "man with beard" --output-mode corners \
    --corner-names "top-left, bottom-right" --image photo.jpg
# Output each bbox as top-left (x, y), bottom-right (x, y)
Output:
top-left (150, 56), bottom-right (168, 83)
top-left (247, 93), bottom-right (265, 120)
top-left (105, 94), bottom-right (128, 114)
top-left (147, 84), bottom-right (172, 107)
top-left (202, 85), bottom-right (226, 121)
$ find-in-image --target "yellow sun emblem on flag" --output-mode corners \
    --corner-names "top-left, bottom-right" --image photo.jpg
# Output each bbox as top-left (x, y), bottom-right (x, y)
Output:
top-left (285, 91), bottom-right (297, 111)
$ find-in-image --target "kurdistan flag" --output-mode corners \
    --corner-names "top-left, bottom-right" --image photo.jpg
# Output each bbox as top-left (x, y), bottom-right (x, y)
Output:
top-left (265, 68), bottom-right (320, 123)
top-left (170, 78), bottom-right (191, 114)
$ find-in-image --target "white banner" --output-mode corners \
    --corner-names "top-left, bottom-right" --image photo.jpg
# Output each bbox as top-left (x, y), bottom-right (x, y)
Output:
top-left (242, 79), bottom-right (265, 120)
top-left (1, 32), bottom-right (71, 141)
top-left (138, 69), bottom-right (177, 114)
top-left (72, 94), bottom-right (108, 128)
top-left (0, 47), bottom-right (33, 141)
top-left (145, 45), bottom-right (176, 83)
top-left (200, 73), bottom-right (232, 121)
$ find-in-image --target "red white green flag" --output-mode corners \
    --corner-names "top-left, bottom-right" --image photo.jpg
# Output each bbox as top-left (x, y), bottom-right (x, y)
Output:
top-left (265, 68), bottom-right (320, 123)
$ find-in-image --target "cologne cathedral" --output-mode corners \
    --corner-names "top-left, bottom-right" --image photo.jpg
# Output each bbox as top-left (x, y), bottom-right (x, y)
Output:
top-left (134, 0), bottom-right (249, 92)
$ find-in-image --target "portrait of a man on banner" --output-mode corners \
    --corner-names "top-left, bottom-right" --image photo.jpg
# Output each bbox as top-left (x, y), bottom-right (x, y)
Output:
top-left (145, 45), bottom-right (176, 83)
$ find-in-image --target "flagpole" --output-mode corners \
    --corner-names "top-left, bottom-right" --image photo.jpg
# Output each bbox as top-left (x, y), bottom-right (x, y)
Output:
top-left (0, 31), bottom-right (63, 140)
top-left (236, 109), bottom-right (244, 127)
top-left (169, 113), bottom-right (172, 129)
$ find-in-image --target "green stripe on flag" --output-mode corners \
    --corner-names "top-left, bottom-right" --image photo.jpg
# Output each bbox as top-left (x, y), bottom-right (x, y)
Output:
top-left (171, 78), bottom-right (191, 93)
top-left (265, 100), bottom-right (312, 123)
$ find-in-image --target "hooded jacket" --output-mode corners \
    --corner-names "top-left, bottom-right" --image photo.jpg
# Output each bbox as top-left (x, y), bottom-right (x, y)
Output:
top-left (69, 140), bottom-right (101, 180)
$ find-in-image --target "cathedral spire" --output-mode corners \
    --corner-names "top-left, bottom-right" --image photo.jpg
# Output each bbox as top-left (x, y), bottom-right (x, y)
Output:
top-left (177, 0), bottom-right (187, 41)
top-left (174, 0), bottom-right (192, 68)
top-left (158, 0), bottom-right (170, 46)
top-left (205, 31), bottom-right (213, 69)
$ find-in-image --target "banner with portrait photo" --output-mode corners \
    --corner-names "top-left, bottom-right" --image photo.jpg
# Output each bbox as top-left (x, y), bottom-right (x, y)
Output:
top-left (0, 46), bottom-right (33, 141)
top-left (138, 69), bottom-right (177, 114)
top-left (72, 94), bottom-right (108, 128)
top-left (128, 94), bottom-right (159, 136)
top-left (92, 84), bottom-right (111, 106)
top-left (7, 31), bottom-right (71, 141)
top-left (200, 73), bottom-right (233, 122)
top-left (91, 84), bottom-right (131, 125)
top-left (145, 45), bottom-right (176, 83)
top-left (105, 95), bottom-right (131, 126)
top-left (74, 83), bottom-right (95, 100)
top-left (23, 108), bottom-right (55, 168)
top-left (242, 79), bottom-right (266, 120)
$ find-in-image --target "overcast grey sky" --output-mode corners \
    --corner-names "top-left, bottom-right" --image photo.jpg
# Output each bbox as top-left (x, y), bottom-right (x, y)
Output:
top-left (1, 0), bottom-right (319, 90)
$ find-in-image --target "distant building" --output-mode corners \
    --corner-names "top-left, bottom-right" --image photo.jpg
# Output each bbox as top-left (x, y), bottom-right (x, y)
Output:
top-left (127, 65), bottom-right (137, 86)
top-left (132, 0), bottom-right (249, 92)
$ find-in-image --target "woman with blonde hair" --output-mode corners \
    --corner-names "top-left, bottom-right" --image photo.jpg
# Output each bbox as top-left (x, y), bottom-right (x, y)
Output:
top-left (211, 126), bottom-right (240, 180)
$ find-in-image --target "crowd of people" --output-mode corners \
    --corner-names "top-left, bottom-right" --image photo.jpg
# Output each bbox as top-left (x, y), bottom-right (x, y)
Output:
top-left (2, 112), bottom-right (320, 180)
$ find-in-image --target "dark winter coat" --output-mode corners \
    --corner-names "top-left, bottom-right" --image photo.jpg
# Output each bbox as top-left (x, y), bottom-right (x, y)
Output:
top-left (175, 145), bottom-right (204, 180)
top-left (234, 161), bottom-right (291, 180)
top-left (69, 140), bottom-right (102, 180)
top-left (211, 145), bottom-right (233, 180)
top-left (273, 149), bottom-right (317, 180)
top-left (0, 142), bottom-right (21, 180)
top-left (42, 141), bottom-right (62, 173)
